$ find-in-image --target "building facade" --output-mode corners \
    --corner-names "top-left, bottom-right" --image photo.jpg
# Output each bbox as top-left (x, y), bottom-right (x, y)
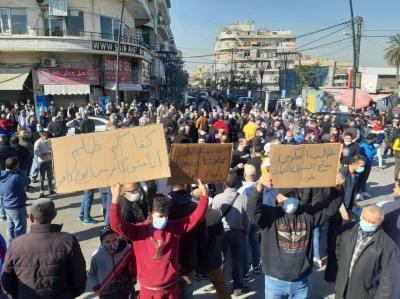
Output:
top-left (213, 21), bottom-right (296, 92)
top-left (0, 0), bottom-right (176, 107)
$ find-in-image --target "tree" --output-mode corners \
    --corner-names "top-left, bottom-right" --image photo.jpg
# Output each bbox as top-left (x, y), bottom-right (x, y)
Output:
top-left (384, 33), bottom-right (400, 92)
top-left (293, 63), bottom-right (320, 96)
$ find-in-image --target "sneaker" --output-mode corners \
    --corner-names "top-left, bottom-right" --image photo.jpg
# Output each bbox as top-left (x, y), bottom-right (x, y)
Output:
top-left (313, 258), bottom-right (323, 268)
top-left (83, 218), bottom-right (98, 225)
top-left (194, 273), bottom-right (208, 280)
top-left (39, 192), bottom-right (45, 198)
top-left (31, 179), bottom-right (38, 184)
top-left (356, 193), bottom-right (364, 201)
top-left (243, 273), bottom-right (250, 281)
top-left (253, 265), bottom-right (261, 275)
top-left (233, 286), bottom-right (250, 297)
top-left (362, 192), bottom-right (372, 198)
top-left (49, 190), bottom-right (56, 195)
top-left (77, 216), bottom-right (84, 222)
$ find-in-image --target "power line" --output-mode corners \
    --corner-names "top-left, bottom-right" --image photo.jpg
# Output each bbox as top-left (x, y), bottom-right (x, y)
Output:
top-left (295, 26), bottom-right (349, 51)
top-left (299, 37), bottom-right (352, 52)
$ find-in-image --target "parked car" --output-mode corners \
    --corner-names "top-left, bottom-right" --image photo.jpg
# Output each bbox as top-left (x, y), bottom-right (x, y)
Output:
top-left (199, 91), bottom-right (209, 101)
top-left (238, 97), bottom-right (255, 106)
top-left (66, 116), bottom-right (108, 136)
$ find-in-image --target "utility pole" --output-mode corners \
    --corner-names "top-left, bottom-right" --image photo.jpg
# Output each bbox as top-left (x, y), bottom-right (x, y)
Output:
top-left (115, 0), bottom-right (125, 105)
top-left (276, 52), bottom-right (297, 97)
top-left (349, 0), bottom-right (357, 110)
top-left (230, 48), bottom-right (234, 96)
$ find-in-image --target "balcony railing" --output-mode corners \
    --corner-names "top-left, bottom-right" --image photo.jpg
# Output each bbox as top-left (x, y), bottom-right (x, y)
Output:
top-left (0, 28), bottom-right (148, 48)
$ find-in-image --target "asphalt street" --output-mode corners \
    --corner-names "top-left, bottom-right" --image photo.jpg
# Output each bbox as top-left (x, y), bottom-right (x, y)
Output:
top-left (0, 156), bottom-right (395, 299)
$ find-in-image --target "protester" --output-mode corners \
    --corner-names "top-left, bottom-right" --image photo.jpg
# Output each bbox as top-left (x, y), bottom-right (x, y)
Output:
top-left (47, 115), bottom-right (67, 137)
top-left (110, 180), bottom-right (209, 298)
top-left (87, 227), bottom-right (135, 299)
top-left (33, 130), bottom-right (54, 197)
top-left (0, 157), bottom-right (30, 241)
top-left (340, 132), bottom-right (360, 166)
top-left (212, 171), bottom-right (250, 296)
top-left (247, 174), bottom-right (343, 299)
top-left (335, 205), bottom-right (399, 299)
top-left (358, 133), bottom-right (377, 199)
top-left (1, 198), bottom-right (86, 298)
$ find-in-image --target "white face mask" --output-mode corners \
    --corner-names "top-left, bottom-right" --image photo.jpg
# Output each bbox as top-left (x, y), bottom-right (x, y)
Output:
top-left (344, 141), bottom-right (351, 146)
top-left (126, 192), bottom-right (141, 202)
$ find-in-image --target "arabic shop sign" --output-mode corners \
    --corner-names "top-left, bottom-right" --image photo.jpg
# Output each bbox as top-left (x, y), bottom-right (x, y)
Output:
top-left (92, 40), bottom-right (144, 56)
top-left (38, 68), bottom-right (99, 85)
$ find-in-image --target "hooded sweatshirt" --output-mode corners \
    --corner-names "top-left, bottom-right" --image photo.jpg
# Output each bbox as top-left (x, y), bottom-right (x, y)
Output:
top-left (359, 140), bottom-right (377, 166)
top-left (246, 188), bottom-right (342, 281)
top-left (87, 239), bottom-right (134, 299)
top-left (0, 170), bottom-right (30, 209)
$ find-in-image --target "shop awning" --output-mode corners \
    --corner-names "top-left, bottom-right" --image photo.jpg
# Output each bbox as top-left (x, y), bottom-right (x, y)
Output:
top-left (44, 84), bottom-right (91, 95)
top-left (104, 83), bottom-right (142, 91)
top-left (0, 67), bottom-right (31, 90)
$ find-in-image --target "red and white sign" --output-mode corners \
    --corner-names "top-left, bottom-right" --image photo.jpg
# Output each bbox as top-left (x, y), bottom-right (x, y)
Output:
top-left (104, 56), bottom-right (141, 90)
top-left (38, 68), bottom-right (99, 85)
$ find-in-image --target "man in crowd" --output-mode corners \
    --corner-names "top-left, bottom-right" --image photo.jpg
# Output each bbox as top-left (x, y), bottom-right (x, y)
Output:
top-left (47, 115), bottom-right (67, 138)
top-left (247, 174), bottom-right (343, 299)
top-left (335, 205), bottom-right (399, 299)
top-left (34, 131), bottom-right (54, 197)
top-left (359, 133), bottom-right (377, 199)
top-left (212, 171), bottom-right (250, 296)
top-left (110, 180), bottom-right (209, 298)
top-left (340, 132), bottom-right (361, 166)
top-left (1, 198), bottom-right (86, 298)
top-left (0, 157), bottom-right (30, 241)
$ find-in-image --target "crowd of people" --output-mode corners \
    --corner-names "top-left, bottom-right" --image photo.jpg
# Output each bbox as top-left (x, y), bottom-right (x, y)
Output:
top-left (0, 97), bottom-right (399, 298)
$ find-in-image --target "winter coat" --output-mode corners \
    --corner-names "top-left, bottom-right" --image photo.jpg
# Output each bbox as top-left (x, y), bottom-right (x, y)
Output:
top-left (0, 170), bottom-right (30, 209)
top-left (1, 224), bottom-right (86, 299)
top-left (0, 144), bottom-right (18, 170)
top-left (335, 223), bottom-right (399, 299)
top-left (359, 141), bottom-right (377, 166)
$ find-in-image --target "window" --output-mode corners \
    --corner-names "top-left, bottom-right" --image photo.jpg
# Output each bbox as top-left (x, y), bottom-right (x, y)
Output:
top-left (44, 17), bottom-right (64, 36)
top-left (67, 10), bottom-right (84, 36)
top-left (100, 16), bottom-right (120, 41)
top-left (0, 8), bottom-right (27, 35)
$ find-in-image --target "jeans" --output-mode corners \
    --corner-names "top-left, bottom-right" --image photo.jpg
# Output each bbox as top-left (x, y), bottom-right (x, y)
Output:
top-left (80, 189), bottom-right (95, 220)
top-left (221, 230), bottom-right (245, 290)
top-left (265, 275), bottom-right (308, 299)
top-left (99, 187), bottom-right (112, 227)
top-left (0, 196), bottom-right (5, 219)
top-left (374, 144), bottom-right (383, 168)
top-left (243, 223), bottom-right (261, 275)
top-left (39, 160), bottom-right (54, 193)
top-left (313, 226), bottom-right (321, 261)
top-left (358, 164), bottom-right (372, 193)
top-left (5, 207), bottom-right (27, 242)
top-left (30, 156), bottom-right (39, 180)
top-left (205, 268), bottom-right (231, 299)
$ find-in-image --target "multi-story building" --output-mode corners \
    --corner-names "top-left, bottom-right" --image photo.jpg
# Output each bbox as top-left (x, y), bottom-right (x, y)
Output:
top-left (214, 21), bottom-right (296, 92)
top-left (0, 0), bottom-right (175, 107)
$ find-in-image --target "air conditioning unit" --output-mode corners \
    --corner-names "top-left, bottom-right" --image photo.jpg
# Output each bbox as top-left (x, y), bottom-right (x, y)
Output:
top-left (41, 58), bottom-right (57, 68)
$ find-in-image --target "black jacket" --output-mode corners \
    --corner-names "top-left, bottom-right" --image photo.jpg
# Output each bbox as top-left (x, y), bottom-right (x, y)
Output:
top-left (0, 144), bottom-right (18, 170)
top-left (47, 120), bottom-right (67, 138)
top-left (10, 144), bottom-right (30, 171)
top-left (335, 223), bottom-right (399, 299)
top-left (246, 188), bottom-right (342, 281)
top-left (340, 142), bottom-right (360, 165)
top-left (168, 191), bottom-right (207, 274)
top-left (1, 224), bottom-right (86, 299)
top-left (80, 118), bottom-right (95, 134)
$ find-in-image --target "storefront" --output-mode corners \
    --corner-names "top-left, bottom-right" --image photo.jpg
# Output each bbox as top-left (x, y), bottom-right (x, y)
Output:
top-left (0, 66), bottom-right (33, 105)
top-left (37, 68), bottom-right (99, 106)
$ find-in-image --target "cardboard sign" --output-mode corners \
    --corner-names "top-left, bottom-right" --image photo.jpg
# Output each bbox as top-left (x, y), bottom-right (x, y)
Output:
top-left (51, 124), bottom-right (170, 193)
top-left (168, 144), bottom-right (233, 185)
top-left (269, 143), bottom-right (342, 188)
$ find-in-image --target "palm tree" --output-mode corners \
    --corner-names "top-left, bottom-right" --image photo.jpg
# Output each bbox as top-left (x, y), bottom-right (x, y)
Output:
top-left (384, 33), bottom-right (400, 91)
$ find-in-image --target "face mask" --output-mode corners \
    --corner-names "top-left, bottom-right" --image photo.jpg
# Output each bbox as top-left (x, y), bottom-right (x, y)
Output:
top-left (344, 141), bottom-right (352, 146)
top-left (356, 166), bottom-right (364, 173)
top-left (126, 192), bottom-right (141, 202)
top-left (153, 216), bottom-right (168, 230)
top-left (256, 132), bottom-right (263, 137)
top-left (282, 197), bottom-right (299, 214)
top-left (359, 218), bottom-right (378, 234)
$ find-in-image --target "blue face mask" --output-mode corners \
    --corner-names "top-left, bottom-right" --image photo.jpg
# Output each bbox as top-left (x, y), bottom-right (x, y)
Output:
top-left (359, 218), bottom-right (378, 234)
top-left (356, 166), bottom-right (365, 173)
top-left (152, 216), bottom-right (168, 230)
top-left (283, 197), bottom-right (299, 214)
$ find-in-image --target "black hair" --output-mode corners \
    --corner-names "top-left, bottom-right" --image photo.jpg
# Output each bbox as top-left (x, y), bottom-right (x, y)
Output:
top-left (100, 226), bottom-right (117, 242)
top-left (367, 133), bottom-right (377, 140)
top-left (350, 155), bottom-right (365, 164)
top-left (151, 194), bottom-right (171, 215)
top-left (5, 157), bottom-right (18, 170)
top-left (225, 171), bottom-right (238, 188)
top-left (344, 132), bottom-right (353, 138)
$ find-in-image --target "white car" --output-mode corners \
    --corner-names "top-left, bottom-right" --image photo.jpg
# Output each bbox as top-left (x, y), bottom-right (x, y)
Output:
top-left (66, 116), bottom-right (108, 136)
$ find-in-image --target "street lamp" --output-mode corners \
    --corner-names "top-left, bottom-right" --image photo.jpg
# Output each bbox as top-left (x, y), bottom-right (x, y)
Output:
top-left (259, 62), bottom-right (265, 94)
top-left (115, 0), bottom-right (125, 105)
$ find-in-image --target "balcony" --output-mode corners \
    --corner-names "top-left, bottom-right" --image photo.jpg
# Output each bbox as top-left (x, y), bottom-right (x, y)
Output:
top-left (127, 0), bottom-right (152, 26)
top-left (0, 29), bottom-right (152, 61)
top-left (156, 0), bottom-right (171, 25)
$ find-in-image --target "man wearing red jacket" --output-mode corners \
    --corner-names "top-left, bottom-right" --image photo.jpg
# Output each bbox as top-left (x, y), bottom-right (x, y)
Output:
top-left (110, 180), bottom-right (209, 299)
